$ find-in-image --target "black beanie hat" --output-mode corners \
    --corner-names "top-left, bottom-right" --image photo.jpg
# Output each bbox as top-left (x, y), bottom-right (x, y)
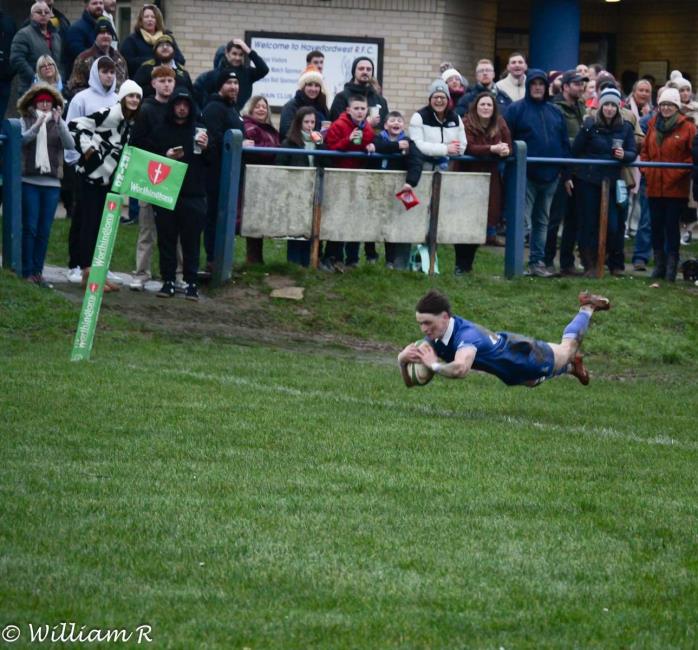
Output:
top-left (351, 56), bottom-right (374, 79)
top-left (217, 69), bottom-right (239, 91)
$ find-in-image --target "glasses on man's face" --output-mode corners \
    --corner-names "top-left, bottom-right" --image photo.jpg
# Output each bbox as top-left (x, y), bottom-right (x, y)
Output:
top-left (477, 69), bottom-right (494, 75)
top-left (659, 103), bottom-right (676, 109)
top-left (33, 10), bottom-right (51, 15)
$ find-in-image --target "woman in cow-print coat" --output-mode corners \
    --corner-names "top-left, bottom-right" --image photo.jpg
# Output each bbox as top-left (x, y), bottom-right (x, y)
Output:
top-left (69, 79), bottom-right (142, 290)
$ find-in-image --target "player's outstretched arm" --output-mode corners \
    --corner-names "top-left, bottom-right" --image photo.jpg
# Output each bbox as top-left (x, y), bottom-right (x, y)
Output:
top-left (417, 345), bottom-right (475, 379)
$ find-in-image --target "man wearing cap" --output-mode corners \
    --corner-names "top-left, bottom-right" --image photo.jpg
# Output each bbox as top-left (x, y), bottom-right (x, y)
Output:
top-left (195, 38), bottom-right (269, 110)
top-left (201, 70), bottom-right (246, 271)
top-left (128, 65), bottom-right (179, 290)
top-left (133, 34), bottom-right (194, 100)
top-left (456, 59), bottom-right (512, 117)
top-left (329, 56), bottom-right (389, 129)
top-left (544, 69), bottom-right (588, 275)
top-left (64, 0), bottom-right (104, 74)
top-left (496, 52), bottom-right (528, 102)
top-left (505, 69), bottom-right (570, 278)
top-left (66, 16), bottom-right (126, 96)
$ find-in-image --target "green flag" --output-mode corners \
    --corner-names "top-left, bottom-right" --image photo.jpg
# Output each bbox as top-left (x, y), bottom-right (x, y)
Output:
top-left (70, 194), bottom-right (122, 361)
top-left (112, 145), bottom-right (188, 210)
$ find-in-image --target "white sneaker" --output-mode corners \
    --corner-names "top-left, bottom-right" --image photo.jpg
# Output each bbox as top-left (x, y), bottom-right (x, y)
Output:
top-left (67, 267), bottom-right (82, 283)
top-left (174, 279), bottom-right (187, 293)
top-left (129, 275), bottom-right (147, 291)
top-left (107, 270), bottom-right (124, 285)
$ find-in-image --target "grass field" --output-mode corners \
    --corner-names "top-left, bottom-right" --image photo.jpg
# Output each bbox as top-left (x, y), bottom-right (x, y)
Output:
top-left (2, 227), bottom-right (698, 648)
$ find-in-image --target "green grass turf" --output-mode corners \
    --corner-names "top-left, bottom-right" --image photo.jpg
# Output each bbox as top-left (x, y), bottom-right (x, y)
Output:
top-left (2, 228), bottom-right (698, 647)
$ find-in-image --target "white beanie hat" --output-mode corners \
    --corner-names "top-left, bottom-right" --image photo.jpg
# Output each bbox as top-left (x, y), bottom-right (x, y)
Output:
top-left (118, 80), bottom-right (143, 101)
top-left (441, 68), bottom-right (463, 84)
top-left (670, 69), bottom-right (692, 92)
top-left (658, 86), bottom-right (681, 109)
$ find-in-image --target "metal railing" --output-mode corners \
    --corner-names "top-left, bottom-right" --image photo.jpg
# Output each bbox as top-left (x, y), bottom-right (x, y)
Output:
top-left (212, 129), bottom-right (527, 285)
top-left (213, 133), bottom-right (693, 285)
top-left (1, 119), bottom-right (22, 274)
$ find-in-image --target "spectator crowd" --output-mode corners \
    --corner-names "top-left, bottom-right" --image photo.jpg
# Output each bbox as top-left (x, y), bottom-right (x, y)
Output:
top-left (1, 2), bottom-right (697, 297)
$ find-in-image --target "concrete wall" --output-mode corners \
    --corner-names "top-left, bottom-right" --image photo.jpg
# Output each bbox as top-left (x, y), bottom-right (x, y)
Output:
top-left (240, 166), bottom-right (489, 244)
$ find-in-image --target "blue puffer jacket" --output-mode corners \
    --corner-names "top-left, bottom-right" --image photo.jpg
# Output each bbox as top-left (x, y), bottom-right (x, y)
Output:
top-left (504, 68), bottom-right (570, 183)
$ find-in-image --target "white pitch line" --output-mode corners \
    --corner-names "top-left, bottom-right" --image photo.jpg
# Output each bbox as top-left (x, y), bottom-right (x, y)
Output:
top-left (121, 363), bottom-right (693, 451)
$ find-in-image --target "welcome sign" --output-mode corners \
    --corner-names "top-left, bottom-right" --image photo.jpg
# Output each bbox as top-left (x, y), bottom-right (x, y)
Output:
top-left (111, 146), bottom-right (188, 209)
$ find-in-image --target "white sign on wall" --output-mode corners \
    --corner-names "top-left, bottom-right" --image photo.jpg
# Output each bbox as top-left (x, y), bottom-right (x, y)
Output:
top-left (248, 32), bottom-right (383, 109)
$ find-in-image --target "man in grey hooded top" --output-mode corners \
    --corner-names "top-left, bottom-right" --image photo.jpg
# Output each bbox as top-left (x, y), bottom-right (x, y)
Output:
top-left (64, 55), bottom-right (117, 277)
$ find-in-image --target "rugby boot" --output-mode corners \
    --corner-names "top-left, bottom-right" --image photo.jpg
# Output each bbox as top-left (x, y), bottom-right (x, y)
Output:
top-left (578, 291), bottom-right (611, 311)
top-left (570, 353), bottom-right (590, 386)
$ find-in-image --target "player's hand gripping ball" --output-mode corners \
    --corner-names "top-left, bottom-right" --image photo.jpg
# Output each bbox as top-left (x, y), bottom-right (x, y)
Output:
top-left (406, 341), bottom-right (435, 386)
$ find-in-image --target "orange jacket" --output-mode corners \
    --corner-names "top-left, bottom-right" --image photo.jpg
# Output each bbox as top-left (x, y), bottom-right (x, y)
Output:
top-left (641, 114), bottom-right (696, 198)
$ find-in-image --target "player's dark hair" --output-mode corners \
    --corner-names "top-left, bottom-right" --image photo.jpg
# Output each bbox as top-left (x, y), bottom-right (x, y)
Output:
top-left (306, 50), bottom-right (324, 63)
top-left (387, 110), bottom-right (403, 119)
top-left (416, 290), bottom-right (451, 316)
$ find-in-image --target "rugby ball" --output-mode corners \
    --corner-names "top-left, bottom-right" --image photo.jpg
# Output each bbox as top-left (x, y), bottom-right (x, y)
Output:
top-left (406, 361), bottom-right (434, 386)
top-left (406, 340), bottom-right (435, 386)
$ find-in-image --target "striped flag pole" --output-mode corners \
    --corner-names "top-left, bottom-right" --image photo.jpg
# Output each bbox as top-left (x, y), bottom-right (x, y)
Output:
top-left (70, 194), bottom-right (123, 361)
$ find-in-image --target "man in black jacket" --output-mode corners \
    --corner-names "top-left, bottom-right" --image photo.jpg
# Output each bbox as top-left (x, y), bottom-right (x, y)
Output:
top-left (147, 90), bottom-right (209, 300)
top-left (329, 56), bottom-right (389, 129)
top-left (201, 69), bottom-right (245, 270)
top-left (128, 65), bottom-right (176, 290)
top-left (64, 0), bottom-right (103, 74)
top-left (195, 38), bottom-right (269, 110)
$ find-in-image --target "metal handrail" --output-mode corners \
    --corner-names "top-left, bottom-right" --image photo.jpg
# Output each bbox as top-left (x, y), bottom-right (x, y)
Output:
top-left (241, 145), bottom-right (694, 169)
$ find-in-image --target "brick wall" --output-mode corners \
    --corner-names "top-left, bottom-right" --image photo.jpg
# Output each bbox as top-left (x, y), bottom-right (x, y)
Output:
top-left (54, 0), bottom-right (696, 110)
top-left (165, 0), bottom-right (496, 117)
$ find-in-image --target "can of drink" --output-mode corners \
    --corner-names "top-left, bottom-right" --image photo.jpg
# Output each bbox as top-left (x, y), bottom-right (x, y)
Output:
top-left (193, 127), bottom-right (207, 154)
top-left (352, 131), bottom-right (363, 145)
top-left (612, 138), bottom-right (623, 151)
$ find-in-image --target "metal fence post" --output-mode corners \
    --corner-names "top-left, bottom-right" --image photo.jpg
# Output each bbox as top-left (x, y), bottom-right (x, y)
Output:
top-left (2, 119), bottom-right (22, 274)
top-left (504, 140), bottom-right (527, 278)
top-left (212, 128), bottom-right (243, 287)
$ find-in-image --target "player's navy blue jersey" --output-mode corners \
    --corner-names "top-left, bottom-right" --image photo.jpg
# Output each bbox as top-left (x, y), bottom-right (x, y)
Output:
top-left (426, 316), bottom-right (555, 386)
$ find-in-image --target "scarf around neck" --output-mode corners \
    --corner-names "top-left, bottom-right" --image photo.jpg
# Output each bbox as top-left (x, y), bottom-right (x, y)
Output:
top-left (140, 29), bottom-right (164, 46)
top-left (34, 110), bottom-right (52, 174)
top-left (655, 112), bottom-right (679, 146)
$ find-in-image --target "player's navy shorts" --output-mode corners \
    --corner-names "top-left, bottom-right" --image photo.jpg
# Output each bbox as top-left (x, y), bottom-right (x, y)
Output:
top-left (473, 332), bottom-right (556, 386)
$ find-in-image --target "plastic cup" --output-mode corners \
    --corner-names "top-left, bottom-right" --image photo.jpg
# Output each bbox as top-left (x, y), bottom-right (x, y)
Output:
top-left (194, 127), bottom-right (207, 154)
